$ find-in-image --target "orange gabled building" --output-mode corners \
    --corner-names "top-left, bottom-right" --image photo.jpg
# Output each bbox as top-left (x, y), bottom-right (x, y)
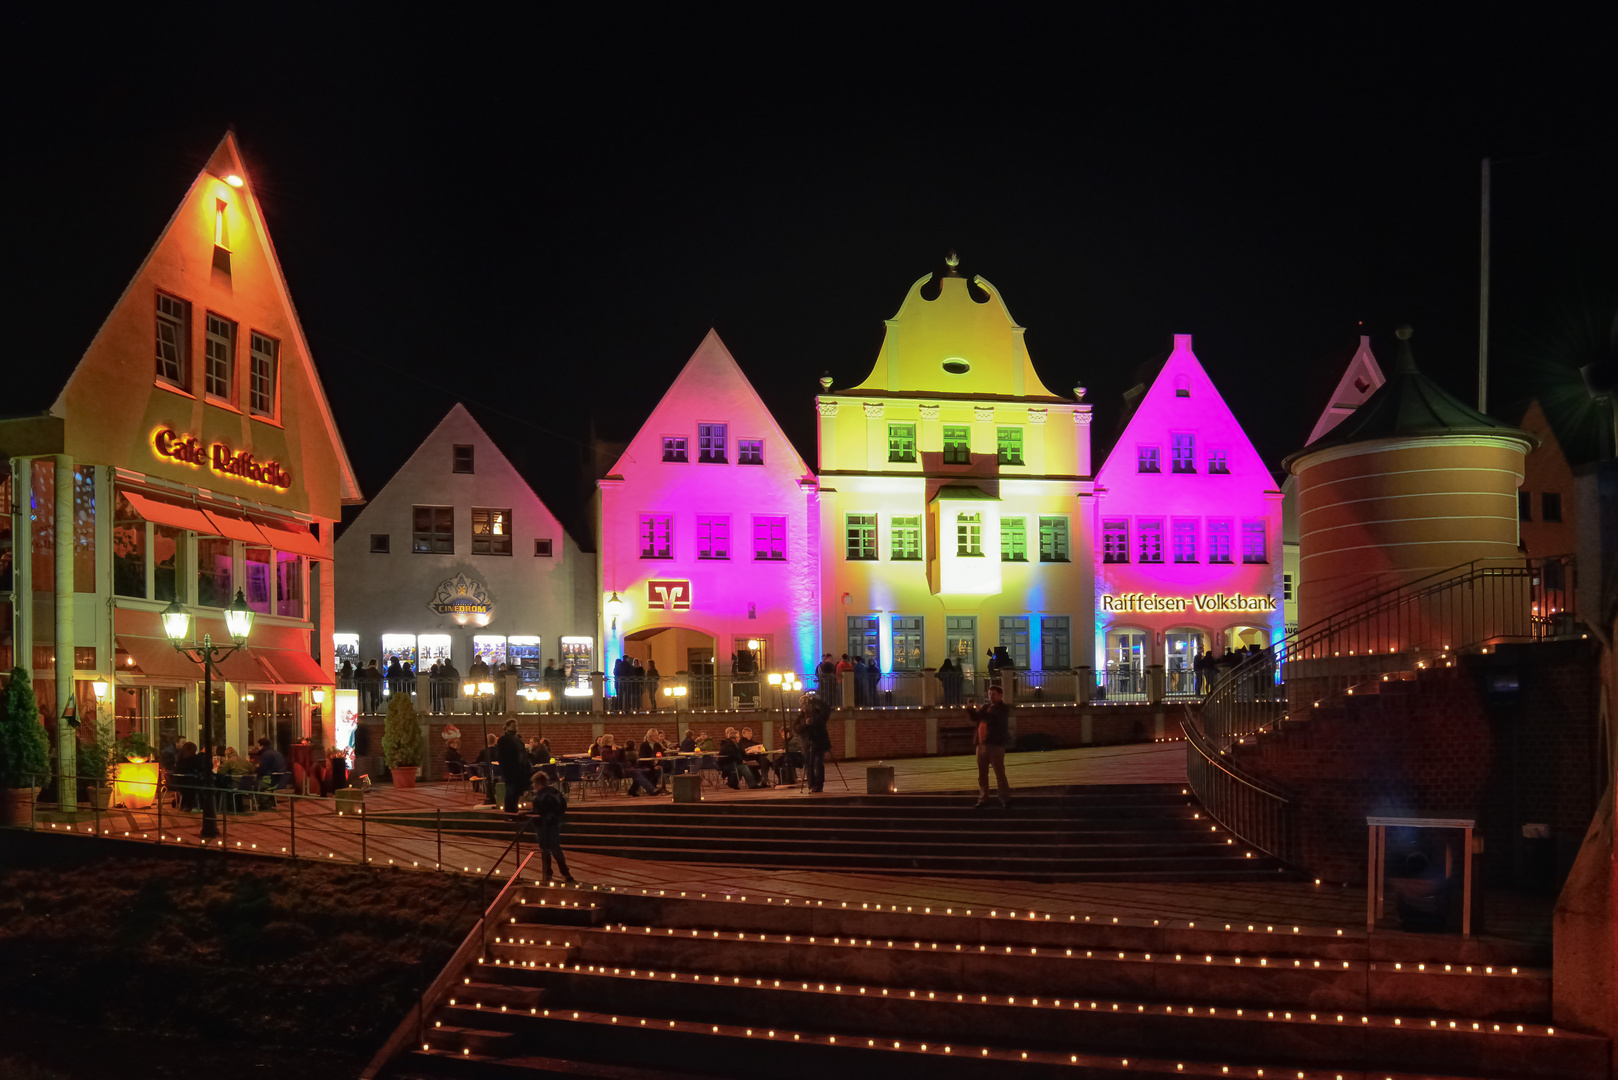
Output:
top-left (0, 132), bottom-right (361, 784)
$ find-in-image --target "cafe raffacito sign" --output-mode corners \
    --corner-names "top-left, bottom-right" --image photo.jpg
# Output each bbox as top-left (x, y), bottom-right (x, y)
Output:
top-left (1100, 592), bottom-right (1277, 613)
top-left (152, 427), bottom-right (292, 491)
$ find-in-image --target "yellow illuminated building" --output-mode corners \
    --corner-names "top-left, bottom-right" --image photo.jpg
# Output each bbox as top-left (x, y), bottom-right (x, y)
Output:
top-left (816, 256), bottom-right (1094, 686)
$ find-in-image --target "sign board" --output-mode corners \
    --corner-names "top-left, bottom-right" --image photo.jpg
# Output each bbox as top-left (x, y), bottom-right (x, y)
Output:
top-left (428, 573), bottom-right (495, 618)
top-left (647, 579), bottom-right (691, 611)
top-left (152, 427), bottom-right (292, 490)
top-left (1099, 592), bottom-right (1277, 614)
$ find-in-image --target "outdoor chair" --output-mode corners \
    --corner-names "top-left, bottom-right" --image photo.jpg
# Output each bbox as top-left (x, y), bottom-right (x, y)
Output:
top-left (698, 754), bottom-right (720, 787)
top-left (577, 760), bottom-right (604, 800)
top-left (444, 759), bottom-right (468, 797)
top-left (559, 761), bottom-right (581, 796)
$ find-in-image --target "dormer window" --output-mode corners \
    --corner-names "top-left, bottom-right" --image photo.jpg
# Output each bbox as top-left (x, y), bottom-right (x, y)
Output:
top-left (214, 199), bottom-right (230, 250)
top-left (1175, 375), bottom-right (1191, 398)
top-left (452, 445), bottom-right (475, 474)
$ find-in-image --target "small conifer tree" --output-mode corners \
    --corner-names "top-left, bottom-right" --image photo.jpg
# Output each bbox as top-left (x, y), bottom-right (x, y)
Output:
top-left (381, 692), bottom-right (424, 768)
top-left (0, 667), bottom-right (51, 790)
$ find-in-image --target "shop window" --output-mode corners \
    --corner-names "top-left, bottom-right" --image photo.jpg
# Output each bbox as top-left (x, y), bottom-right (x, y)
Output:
top-left (846, 514), bottom-right (877, 560)
top-left (943, 425), bottom-right (971, 464)
top-left (197, 536), bottom-right (233, 608)
top-left (998, 616), bottom-right (1030, 669)
top-left (1518, 491), bottom-right (1531, 521)
top-left (697, 423), bottom-right (727, 463)
top-left (1000, 517), bottom-right (1027, 562)
top-left (473, 635), bottom-right (508, 669)
top-left (1102, 519), bottom-right (1128, 564)
top-left (1207, 448), bottom-right (1229, 474)
top-left (956, 513), bottom-right (983, 557)
top-left (1171, 433), bottom-right (1196, 473)
top-left (996, 427), bottom-right (1023, 465)
top-left (1039, 516), bottom-right (1069, 563)
top-left (534, 538), bottom-right (553, 557)
top-left (204, 312), bottom-right (236, 402)
top-left (334, 634), bottom-right (360, 666)
top-left (452, 444), bottom-right (475, 474)
top-left (847, 616), bottom-right (879, 665)
top-left (1172, 519), bottom-right (1197, 563)
top-left (1041, 616), bottom-right (1071, 670)
top-left (890, 516), bottom-right (922, 561)
top-left (418, 634), bottom-right (453, 669)
top-left (113, 491), bottom-right (146, 598)
top-left (639, 514), bottom-right (672, 559)
top-left (244, 545), bottom-right (273, 614)
top-left (154, 524), bottom-right (181, 602)
top-left (1138, 518), bottom-right (1164, 563)
top-left (662, 436), bottom-right (688, 463)
top-left (382, 634), bottom-right (418, 668)
top-left (887, 424), bottom-right (917, 463)
top-left (471, 507), bottom-right (513, 556)
top-left (697, 515), bottom-right (730, 560)
top-left (276, 552), bottom-right (304, 618)
top-left (738, 439), bottom-right (764, 465)
top-left (753, 516), bottom-right (786, 561)
top-left (73, 467), bottom-right (95, 593)
top-left (1543, 492), bottom-right (1562, 523)
top-left (370, 534), bottom-right (390, 554)
top-left (1207, 519), bottom-right (1232, 563)
top-left (155, 292), bottom-right (189, 388)
top-left (1242, 519), bottom-right (1267, 563)
top-left (249, 332), bottom-right (278, 417)
top-left (412, 506), bottom-right (454, 554)
top-left (1137, 445), bottom-right (1161, 473)
top-left (891, 616), bottom-right (924, 670)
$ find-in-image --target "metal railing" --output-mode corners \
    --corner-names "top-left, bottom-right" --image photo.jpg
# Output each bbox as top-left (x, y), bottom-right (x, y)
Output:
top-left (1095, 667), bottom-right (1148, 703)
top-left (1181, 711), bottom-right (1295, 863)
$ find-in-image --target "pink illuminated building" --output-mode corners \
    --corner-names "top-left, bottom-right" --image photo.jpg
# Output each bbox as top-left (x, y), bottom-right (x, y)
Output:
top-left (596, 331), bottom-right (819, 706)
top-left (1091, 335), bottom-right (1284, 698)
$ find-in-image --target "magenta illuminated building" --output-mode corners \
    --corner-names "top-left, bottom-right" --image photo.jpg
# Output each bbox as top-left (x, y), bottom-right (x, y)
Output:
top-left (1091, 334), bottom-right (1284, 697)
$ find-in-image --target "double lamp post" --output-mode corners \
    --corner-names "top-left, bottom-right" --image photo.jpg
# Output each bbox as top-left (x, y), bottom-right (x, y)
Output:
top-left (161, 587), bottom-right (254, 839)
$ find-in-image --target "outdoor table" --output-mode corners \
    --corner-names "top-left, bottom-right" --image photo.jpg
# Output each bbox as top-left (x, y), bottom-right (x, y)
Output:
top-left (1366, 815), bottom-right (1475, 937)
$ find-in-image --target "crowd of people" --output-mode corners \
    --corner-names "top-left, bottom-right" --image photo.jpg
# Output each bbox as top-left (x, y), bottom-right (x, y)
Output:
top-left (609, 656), bottom-right (662, 710)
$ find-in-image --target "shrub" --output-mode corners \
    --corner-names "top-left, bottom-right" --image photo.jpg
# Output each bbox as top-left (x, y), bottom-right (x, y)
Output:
top-left (0, 667), bottom-right (51, 790)
top-left (381, 693), bottom-right (424, 768)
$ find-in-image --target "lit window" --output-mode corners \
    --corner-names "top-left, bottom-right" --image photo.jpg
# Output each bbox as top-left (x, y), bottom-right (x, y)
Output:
top-left (1137, 445), bottom-right (1161, 473)
top-left (412, 507), bottom-right (453, 554)
top-left (370, 534), bottom-right (390, 554)
top-left (662, 436), bottom-right (688, 463)
top-left (697, 515), bottom-right (730, 560)
top-left (847, 616), bottom-right (879, 664)
top-left (943, 425), bottom-right (971, 464)
top-left (738, 439), bottom-right (764, 465)
top-left (249, 332), bottom-right (278, 417)
top-left (1172, 519), bottom-right (1198, 563)
top-left (1000, 517), bottom-right (1027, 562)
top-left (1042, 616), bottom-right (1071, 670)
top-left (453, 445), bottom-right (474, 474)
top-left (891, 617), bottom-right (924, 670)
top-left (1102, 519), bottom-right (1129, 564)
top-left (698, 423), bottom-right (727, 463)
top-left (753, 516), bottom-right (786, 560)
top-left (1542, 492), bottom-right (1562, 523)
top-left (1138, 519), bottom-right (1164, 563)
top-left (204, 312), bottom-right (236, 402)
top-left (275, 551), bottom-right (304, 618)
top-left (891, 516), bottom-right (922, 561)
top-left (1207, 520), bottom-right (1232, 563)
top-left (1171, 434), bottom-right (1196, 473)
top-left (956, 513), bottom-right (983, 557)
top-left (639, 515), bottom-right (673, 559)
top-left (846, 514), bottom-right (877, 560)
top-left (1039, 516), bottom-right (1069, 563)
top-left (888, 424), bottom-right (917, 463)
top-left (471, 508), bottom-right (512, 555)
top-left (155, 292), bottom-right (188, 387)
top-left (1242, 520), bottom-right (1267, 563)
top-left (535, 538), bottom-right (553, 557)
top-left (998, 616), bottom-right (1030, 669)
top-left (1207, 448), bottom-right (1229, 474)
top-left (996, 427), bottom-right (1023, 465)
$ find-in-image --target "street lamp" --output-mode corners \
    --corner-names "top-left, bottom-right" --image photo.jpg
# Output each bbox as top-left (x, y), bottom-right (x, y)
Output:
top-left (162, 587), bottom-right (254, 838)
top-left (605, 592), bottom-right (624, 633)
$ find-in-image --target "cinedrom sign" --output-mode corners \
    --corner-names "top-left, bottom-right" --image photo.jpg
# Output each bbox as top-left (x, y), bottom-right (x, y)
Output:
top-left (1100, 592), bottom-right (1277, 613)
top-left (152, 427), bottom-right (292, 491)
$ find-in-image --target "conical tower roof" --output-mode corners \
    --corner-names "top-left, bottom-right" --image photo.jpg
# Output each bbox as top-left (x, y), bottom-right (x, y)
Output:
top-left (1283, 327), bottom-right (1535, 472)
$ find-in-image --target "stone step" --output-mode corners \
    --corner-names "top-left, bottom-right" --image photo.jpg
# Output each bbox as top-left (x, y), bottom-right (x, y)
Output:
top-left (426, 973), bottom-right (1601, 1080)
top-left (486, 923), bottom-right (1548, 1018)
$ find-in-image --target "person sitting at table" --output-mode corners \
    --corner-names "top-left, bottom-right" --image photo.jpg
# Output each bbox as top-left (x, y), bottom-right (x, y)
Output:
top-left (737, 726), bottom-right (771, 785)
top-left (679, 729), bottom-right (697, 753)
top-left (474, 734), bottom-right (497, 764)
top-left (718, 727), bottom-right (763, 789)
top-left (620, 741), bottom-right (660, 796)
top-left (444, 738), bottom-right (466, 776)
top-left (696, 730), bottom-right (716, 752)
top-left (589, 735), bottom-right (606, 759)
top-left (598, 735), bottom-right (625, 783)
top-left (773, 726), bottom-right (803, 785)
top-left (639, 728), bottom-right (670, 790)
top-left (255, 738), bottom-right (288, 805)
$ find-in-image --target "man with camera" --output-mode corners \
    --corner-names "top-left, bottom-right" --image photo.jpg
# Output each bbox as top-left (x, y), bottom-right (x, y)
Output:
top-left (795, 692), bottom-right (832, 793)
top-left (970, 683), bottom-right (1012, 809)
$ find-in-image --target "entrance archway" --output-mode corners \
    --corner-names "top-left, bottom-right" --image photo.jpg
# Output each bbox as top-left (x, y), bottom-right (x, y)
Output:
top-left (1224, 625), bottom-right (1271, 653)
top-left (1103, 627), bottom-right (1148, 700)
top-left (623, 626), bottom-right (718, 708)
top-left (1165, 627), bottom-right (1209, 696)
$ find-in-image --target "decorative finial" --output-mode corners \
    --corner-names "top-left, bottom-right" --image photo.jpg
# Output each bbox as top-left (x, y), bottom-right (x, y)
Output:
top-left (1073, 385), bottom-right (1087, 400)
top-left (1394, 325), bottom-right (1418, 374)
top-left (818, 375), bottom-right (833, 390)
top-left (1396, 325), bottom-right (1413, 341)
top-left (945, 251), bottom-right (959, 268)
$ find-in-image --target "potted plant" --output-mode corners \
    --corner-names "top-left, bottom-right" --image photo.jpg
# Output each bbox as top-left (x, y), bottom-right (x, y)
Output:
top-left (381, 692), bottom-right (424, 789)
top-left (111, 732), bottom-right (158, 809)
top-left (0, 667), bottom-right (51, 826)
top-left (77, 733), bottom-right (114, 810)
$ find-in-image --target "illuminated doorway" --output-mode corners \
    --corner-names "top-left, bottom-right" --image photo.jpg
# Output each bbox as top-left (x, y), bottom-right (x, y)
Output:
top-left (1104, 628), bottom-right (1147, 700)
top-left (1165, 628), bottom-right (1207, 695)
top-left (1224, 626), bottom-right (1271, 653)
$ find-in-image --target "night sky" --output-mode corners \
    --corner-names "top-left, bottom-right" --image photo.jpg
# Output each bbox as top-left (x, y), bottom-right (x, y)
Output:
top-left (7, 8), bottom-right (1614, 542)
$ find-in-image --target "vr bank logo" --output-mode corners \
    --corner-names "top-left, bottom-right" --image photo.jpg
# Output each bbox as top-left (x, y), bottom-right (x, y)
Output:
top-left (647, 579), bottom-right (691, 610)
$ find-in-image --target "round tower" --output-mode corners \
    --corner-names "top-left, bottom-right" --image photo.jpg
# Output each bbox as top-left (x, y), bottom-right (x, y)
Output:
top-left (1283, 328), bottom-right (1537, 630)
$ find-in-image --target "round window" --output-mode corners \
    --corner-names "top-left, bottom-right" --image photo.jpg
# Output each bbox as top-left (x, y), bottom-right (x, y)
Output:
top-left (942, 358), bottom-right (971, 375)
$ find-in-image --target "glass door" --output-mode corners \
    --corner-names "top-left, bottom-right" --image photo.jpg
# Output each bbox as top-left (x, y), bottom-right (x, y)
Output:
top-left (945, 616), bottom-right (977, 680)
top-left (1105, 629), bottom-right (1147, 697)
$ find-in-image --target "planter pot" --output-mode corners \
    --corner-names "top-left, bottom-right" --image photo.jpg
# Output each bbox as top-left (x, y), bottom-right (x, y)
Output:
top-left (2, 786), bottom-right (40, 826)
top-left (114, 761), bottom-right (159, 809)
top-left (91, 786), bottom-right (115, 810)
top-left (392, 765), bottom-right (418, 790)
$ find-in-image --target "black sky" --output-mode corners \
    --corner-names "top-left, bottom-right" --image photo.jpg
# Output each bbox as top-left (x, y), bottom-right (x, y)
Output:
top-left (6, 7), bottom-right (1614, 541)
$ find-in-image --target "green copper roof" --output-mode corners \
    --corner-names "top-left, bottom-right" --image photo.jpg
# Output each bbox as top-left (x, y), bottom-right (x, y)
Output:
top-left (1284, 328), bottom-right (1535, 472)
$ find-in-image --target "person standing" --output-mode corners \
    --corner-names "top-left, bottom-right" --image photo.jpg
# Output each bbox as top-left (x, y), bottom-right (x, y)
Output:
top-left (645, 660), bottom-right (661, 706)
top-left (496, 719), bottom-right (529, 814)
top-left (798, 693), bottom-right (831, 793)
top-left (971, 683), bottom-right (1012, 809)
top-left (529, 772), bottom-right (574, 883)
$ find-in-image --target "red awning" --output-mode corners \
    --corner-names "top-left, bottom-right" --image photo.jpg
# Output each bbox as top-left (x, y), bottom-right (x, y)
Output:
top-left (203, 511), bottom-right (268, 546)
top-left (115, 635), bottom-right (208, 680)
top-left (250, 517), bottom-right (326, 559)
top-left (119, 490), bottom-right (215, 534)
top-left (255, 648), bottom-right (330, 685)
top-left (113, 609), bottom-right (274, 684)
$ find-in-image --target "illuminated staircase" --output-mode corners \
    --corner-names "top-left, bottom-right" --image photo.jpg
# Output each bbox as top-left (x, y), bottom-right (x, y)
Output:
top-left (376, 880), bottom-right (1605, 1080)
